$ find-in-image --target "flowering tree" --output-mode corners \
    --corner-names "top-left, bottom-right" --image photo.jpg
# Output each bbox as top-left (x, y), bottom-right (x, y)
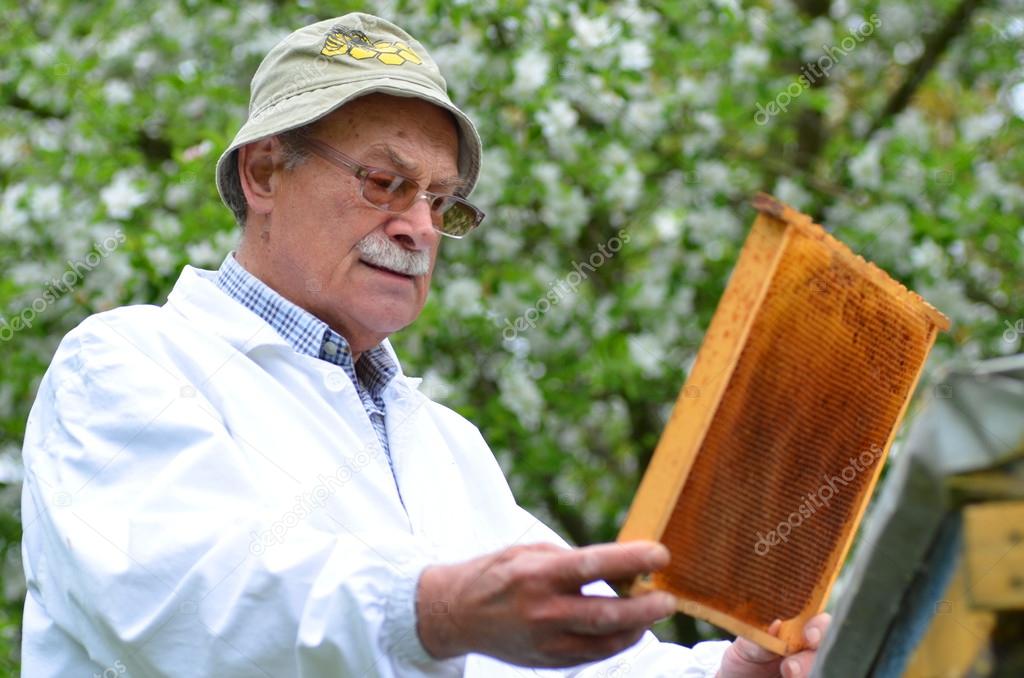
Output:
top-left (1, 0), bottom-right (1021, 669)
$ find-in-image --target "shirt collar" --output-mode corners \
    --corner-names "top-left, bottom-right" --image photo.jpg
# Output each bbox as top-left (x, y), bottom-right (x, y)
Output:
top-left (213, 252), bottom-right (398, 395)
top-left (215, 251), bottom-right (327, 360)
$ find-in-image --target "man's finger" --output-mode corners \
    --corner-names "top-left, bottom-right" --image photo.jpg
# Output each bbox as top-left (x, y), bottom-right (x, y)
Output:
top-left (782, 649), bottom-right (817, 678)
top-left (730, 635), bottom-right (780, 665)
top-left (549, 627), bottom-right (649, 666)
top-left (802, 612), bottom-right (831, 650)
top-left (554, 541), bottom-right (670, 588)
top-left (563, 591), bottom-right (677, 636)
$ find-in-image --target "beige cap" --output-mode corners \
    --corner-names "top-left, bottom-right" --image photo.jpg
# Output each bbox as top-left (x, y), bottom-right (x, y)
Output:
top-left (215, 13), bottom-right (482, 207)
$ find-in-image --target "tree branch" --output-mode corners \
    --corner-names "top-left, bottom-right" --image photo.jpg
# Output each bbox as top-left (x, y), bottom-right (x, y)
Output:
top-left (2, 90), bottom-right (67, 120)
top-left (866, 0), bottom-right (987, 137)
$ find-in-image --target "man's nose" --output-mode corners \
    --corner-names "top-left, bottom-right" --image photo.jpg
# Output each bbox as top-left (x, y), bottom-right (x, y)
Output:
top-left (385, 196), bottom-right (439, 249)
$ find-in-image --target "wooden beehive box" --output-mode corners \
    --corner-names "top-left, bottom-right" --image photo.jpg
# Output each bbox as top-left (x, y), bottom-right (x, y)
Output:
top-left (618, 194), bottom-right (950, 655)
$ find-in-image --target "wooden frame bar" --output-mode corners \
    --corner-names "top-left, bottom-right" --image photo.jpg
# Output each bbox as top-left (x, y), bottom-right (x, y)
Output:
top-left (619, 194), bottom-right (950, 655)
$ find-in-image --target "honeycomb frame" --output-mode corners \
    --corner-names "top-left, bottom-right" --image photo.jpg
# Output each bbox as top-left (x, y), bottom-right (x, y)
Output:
top-left (618, 194), bottom-right (950, 655)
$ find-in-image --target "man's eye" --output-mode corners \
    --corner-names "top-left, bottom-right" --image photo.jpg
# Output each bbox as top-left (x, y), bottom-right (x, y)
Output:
top-left (369, 173), bottom-right (403, 192)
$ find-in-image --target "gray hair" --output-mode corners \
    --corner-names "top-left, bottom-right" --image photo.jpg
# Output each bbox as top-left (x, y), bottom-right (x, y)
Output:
top-left (221, 128), bottom-right (312, 228)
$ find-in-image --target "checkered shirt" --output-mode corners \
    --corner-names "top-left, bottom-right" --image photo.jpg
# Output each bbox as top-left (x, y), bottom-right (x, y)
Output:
top-left (215, 253), bottom-right (401, 497)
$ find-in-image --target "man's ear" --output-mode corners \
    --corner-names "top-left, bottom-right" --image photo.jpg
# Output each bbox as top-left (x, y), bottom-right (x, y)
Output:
top-left (238, 137), bottom-right (282, 217)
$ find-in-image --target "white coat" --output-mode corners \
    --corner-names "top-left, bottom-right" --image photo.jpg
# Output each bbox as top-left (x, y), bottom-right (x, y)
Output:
top-left (20, 264), bottom-right (730, 677)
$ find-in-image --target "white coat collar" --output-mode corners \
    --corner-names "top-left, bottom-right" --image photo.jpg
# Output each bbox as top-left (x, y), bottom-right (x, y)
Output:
top-left (165, 264), bottom-right (423, 393)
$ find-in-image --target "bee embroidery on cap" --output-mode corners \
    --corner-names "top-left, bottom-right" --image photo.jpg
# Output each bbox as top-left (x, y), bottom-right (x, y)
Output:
top-left (321, 26), bottom-right (423, 66)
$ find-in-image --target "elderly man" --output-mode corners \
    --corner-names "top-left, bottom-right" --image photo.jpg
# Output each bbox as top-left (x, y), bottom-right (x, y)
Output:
top-left (20, 12), bottom-right (829, 677)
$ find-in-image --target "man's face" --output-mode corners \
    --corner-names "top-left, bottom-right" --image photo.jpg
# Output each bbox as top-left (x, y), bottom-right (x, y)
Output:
top-left (252, 94), bottom-right (461, 351)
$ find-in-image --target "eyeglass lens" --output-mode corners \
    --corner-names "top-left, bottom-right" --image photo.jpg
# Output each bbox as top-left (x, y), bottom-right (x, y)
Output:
top-left (361, 170), bottom-right (478, 237)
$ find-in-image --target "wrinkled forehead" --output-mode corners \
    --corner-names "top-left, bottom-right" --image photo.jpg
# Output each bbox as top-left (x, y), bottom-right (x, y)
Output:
top-left (314, 94), bottom-right (462, 179)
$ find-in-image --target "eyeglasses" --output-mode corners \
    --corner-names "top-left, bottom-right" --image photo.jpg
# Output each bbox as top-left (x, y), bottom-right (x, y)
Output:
top-left (294, 133), bottom-right (485, 238)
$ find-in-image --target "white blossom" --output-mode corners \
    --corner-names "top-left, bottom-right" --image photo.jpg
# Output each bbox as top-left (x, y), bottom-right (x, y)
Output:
top-left (186, 240), bottom-right (221, 268)
top-left (628, 334), bottom-right (663, 376)
top-left (532, 162), bottom-right (560, 190)
top-left (29, 121), bottom-right (62, 152)
top-left (498, 366), bottom-right (544, 430)
top-left (539, 184), bottom-right (589, 240)
top-left (676, 77), bottom-right (702, 103)
top-left (29, 185), bottom-right (62, 222)
top-left (876, 5), bottom-right (916, 38)
top-left (960, 111), bottom-right (1006, 144)
top-left (1009, 82), bottom-right (1024, 120)
top-left (164, 183), bottom-right (193, 209)
top-left (0, 136), bottom-right (24, 168)
top-left (146, 243), bottom-right (177, 276)
top-left (430, 34), bottom-right (483, 94)
top-left (83, 249), bottom-right (133, 310)
top-left (100, 171), bottom-right (148, 219)
top-left (601, 143), bottom-right (631, 168)
top-left (482, 227), bottom-right (521, 261)
top-left (694, 111), bottom-right (724, 143)
top-left (0, 444), bottom-right (23, 484)
top-left (774, 177), bottom-right (812, 209)
top-left (590, 296), bottom-right (616, 338)
top-left (536, 99), bottom-right (578, 142)
top-left (106, 24), bottom-right (147, 59)
top-left (856, 203), bottom-right (913, 256)
top-left (605, 164), bottom-right (643, 211)
top-left (8, 261), bottom-right (47, 287)
top-left (623, 99), bottom-right (664, 138)
top-left (570, 76), bottom-right (623, 124)
top-left (919, 279), bottom-right (996, 326)
top-left (182, 139), bottom-right (213, 161)
top-left (513, 48), bottom-right (551, 95)
top-left (711, 0), bottom-right (742, 15)
top-left (442, 278), bottom-right (483, 317)
top-left (910, 239), bottom-right (945, 273)
top-left (731, 44), bottom-right (770, 80)
top-left (0, 183), bottom-right (30, 235)
top-left (973, 163), bottom-right (1024, 211)
top-left (800, 18), bottom-right (835, 62)
top-left (747, 7), bottom-right (770, 40)
top-left (848, 142), bottom-right (882, 189)
top-left (652, 209), bottom-right (682, 240)
top-left (569, 11), bottom-right (617, 50)
top-left (419, 369), bottom-right (454, 402)
top-left (134, 50), bottom-right (159, 72)
top-left (694, 160), bottom-right (732, 195)
top-left (618, 39), bottom-right (651, 71)
top-left (686, 206), bottom-right (741, 245)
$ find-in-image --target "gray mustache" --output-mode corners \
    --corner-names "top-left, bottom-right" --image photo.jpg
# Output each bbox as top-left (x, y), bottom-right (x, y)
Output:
top-left (355, 231), bottom-right (431, 276)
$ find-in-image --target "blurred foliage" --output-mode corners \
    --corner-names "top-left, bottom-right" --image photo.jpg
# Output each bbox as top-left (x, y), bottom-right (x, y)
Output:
top-left (1, 0), bottom-right (1022, 671)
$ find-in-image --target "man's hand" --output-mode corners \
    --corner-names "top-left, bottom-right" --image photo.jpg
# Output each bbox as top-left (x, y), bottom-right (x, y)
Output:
top-left (716, 614), bottom-right (832, 678)
top-left (416, 541), bottom-right (677, 667)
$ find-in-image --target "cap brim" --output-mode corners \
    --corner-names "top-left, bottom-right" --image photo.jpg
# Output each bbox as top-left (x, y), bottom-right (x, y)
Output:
top-left (215, 76), bottom-right (481, 207)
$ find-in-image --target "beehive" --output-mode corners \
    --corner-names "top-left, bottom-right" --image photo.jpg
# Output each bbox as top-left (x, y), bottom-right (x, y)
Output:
top-left (618, 194), bottom-right (950, 655)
